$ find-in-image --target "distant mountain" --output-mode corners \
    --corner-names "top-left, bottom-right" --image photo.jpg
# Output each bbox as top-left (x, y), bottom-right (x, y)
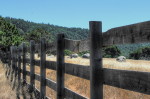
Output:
top-left (4, 17), bottom-right (89, 42)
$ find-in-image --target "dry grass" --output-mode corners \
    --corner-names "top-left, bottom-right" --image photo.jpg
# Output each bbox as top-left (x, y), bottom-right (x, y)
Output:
top-left (0, 63), bottom-right (16, 99)
top-left (1, 54), bottom-right (150, 99)
top-left (34, 54), bottom-right (150, 99)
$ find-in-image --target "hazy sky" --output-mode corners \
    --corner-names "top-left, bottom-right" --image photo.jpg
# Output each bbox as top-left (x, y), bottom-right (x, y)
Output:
top-left (0, 0), bottom-right (150, 32)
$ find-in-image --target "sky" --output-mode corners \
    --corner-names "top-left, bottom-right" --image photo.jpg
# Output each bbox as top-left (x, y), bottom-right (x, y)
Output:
top-left (0, 0), bottom-right (150, 32)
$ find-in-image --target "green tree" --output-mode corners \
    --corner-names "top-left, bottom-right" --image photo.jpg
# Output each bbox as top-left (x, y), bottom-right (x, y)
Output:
top-left (103, 46), bottom-right (121, 58)
top-left (0, 17), bottom-right (23, 49)
top-left (129, 47), bottom-right (150, 60)
top-left (64, 49), bottom-right (73, 56)
top-left (25, 28), bottom-right (52, 43)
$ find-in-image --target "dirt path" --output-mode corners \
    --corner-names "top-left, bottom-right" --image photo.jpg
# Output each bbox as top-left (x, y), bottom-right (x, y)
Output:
top-left (0, 62), bottom-right (16, 99)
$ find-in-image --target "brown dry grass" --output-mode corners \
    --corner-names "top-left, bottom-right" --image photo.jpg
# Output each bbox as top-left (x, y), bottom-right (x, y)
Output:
top-left (33, 54), bottom-right (150, 99)
top-left (0, 63), bottom-right (16, 99)
top-left (1, 54), bottom-right (150, 99)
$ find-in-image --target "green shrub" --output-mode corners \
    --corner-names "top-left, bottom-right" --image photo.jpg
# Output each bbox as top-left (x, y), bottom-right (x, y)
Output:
top-left (117, 43), bottom-right (150, 58)
top-left (77, 46), bottom-right (120, 58)
top-left (0, 17), bottom-right (23, 48)
top-left (51, 50), bottom-right (57, 55)
top-left (78, 50), bottom-right (89, 56)
top-left (103, 46), bottom-right (121, 58)
top-left (64, 50), bottom-right (73, 56)
top-left (46, 50), bottom-right (52, 56)
top-left (129, 47), bottom-right (150, 60)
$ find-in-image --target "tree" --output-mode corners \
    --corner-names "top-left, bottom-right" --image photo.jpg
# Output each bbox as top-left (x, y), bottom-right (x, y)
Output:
top-left (0, 17), bottom-right (23, 50)
top-left (25, 28), bottom-right (52, 43)
top-left (129, 47), bottom-right (150, 60)
top-left (103, 46), bottom-right (121, 58)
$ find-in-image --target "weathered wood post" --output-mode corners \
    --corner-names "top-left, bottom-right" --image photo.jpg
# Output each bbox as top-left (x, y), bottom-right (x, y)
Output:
top-left (90, 21), bottom-right (103, 99)
top-left (7, 47), bottom-right (12, 78)
top-left (17, 46), bottom-right (22, 90)
top-left (12, 46), bottom-right (17, 90)
top-left (5, 51), bottom-right (10, 77)
top-left (40, 38), bottom-right (46, 99)
top-left (13, 46), bottom-right (16, 80)
top-left (14, 46), bottom-right (18, 78)
top-left (30, 40), bottom-right (35, 92)
top-left (22, 43), bottom-right (27, 84)
top-left (10, 46), bottom-right (14, 82)
top-left (56, 34), bottom-right (65, 99)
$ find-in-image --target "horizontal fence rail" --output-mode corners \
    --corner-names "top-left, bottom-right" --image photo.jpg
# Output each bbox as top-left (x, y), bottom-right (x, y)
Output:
top-left (2, 21), bottom-right (150, 99)
top-left (25, 57), bottom-right (150, 95)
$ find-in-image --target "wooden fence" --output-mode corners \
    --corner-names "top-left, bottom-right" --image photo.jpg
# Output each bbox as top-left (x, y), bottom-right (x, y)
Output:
top-left (3, 21), bottom-right (150, 99)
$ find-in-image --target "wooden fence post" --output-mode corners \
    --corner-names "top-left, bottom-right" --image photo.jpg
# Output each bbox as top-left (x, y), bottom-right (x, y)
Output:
top-left (5, 51), bottom-right (11, 78)
top-left (22, 43), bottom-right (27, 84)
top-left (30, 40), bottom-right (35, 92)
top-left (7, 47), bottom-right (12, 78)
top-left (56, 34), bottom-right (65, 99)
top-left (10, 46), bottom-right (14, 81)
top-left (40, 38), bottom-right (46, 99)
top-left (11, 46), bottom-right (15, 82)
top-left (8, 51), bottom-right (11, 76)
top-left (14, 46), bottom-right (18, 78)
top-left (90, 21), bottom-right (103, 99)
top-left (17, 46), bottom-right (21, 90)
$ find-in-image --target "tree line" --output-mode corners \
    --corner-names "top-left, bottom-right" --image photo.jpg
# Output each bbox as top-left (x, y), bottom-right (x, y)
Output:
top-left (0, 16), bottom-right (89, 49)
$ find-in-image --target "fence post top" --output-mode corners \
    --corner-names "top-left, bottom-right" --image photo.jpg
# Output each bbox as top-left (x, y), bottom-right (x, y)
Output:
top-left (10, 46), bottom-right (14, 51)
top-left (89, 21), bottom-right (102, 24)
top-left (89, 21), bottom-right (102, 35)
top-left (57, 34), bottom-right (65, 39)
top-left (57, 33), bottom-right (64, 35)
top-left (40, 37), bottom-right (46, 40)
top-left (22, 42), bottom-right (26, 48)
top-left (18, 46), bottom-right (22, 54)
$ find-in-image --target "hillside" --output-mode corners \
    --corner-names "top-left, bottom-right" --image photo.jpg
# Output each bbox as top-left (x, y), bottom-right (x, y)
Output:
top-left (1, 16), bottom-right (150, 60)
top-left (4, 17), bottom-right (89, 41)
